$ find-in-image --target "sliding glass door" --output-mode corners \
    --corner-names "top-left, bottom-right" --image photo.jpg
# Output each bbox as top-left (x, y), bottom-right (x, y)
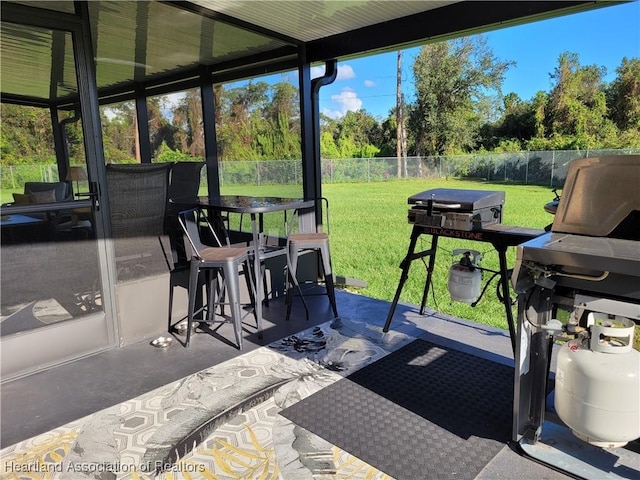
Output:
top-left (1, 5), bottom-right (117, 380)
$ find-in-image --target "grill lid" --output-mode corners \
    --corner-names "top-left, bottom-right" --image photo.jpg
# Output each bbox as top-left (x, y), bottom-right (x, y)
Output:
top-left (552, 156), bottom-right (640, 239)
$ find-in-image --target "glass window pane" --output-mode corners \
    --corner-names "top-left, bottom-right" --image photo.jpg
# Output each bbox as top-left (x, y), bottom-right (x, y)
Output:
top-left (1, 103), bottom-right (103, 336)
top-left (100, 101), bottom-right (137, 163)
top-left (216, 72), bottom-right (303, 198)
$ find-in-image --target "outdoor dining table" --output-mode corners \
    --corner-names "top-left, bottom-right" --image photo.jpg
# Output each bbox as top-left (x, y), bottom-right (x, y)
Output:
top-left (170, 195), bottom-right (315, 338)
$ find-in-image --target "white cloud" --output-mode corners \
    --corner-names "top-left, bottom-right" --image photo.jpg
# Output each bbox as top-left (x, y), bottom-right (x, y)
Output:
top-left (332, 87), bottom-right (362, 110)
top-left (364, 79), bottom-right (376, 87)
top-left (321, 108), bottom-right (344, 120)
top-left (336, 64), bottom-right (355, 80)
top-left (311, 63), bottom-right (355, 80)
top-left (327, 87), bottom-right (362, 118)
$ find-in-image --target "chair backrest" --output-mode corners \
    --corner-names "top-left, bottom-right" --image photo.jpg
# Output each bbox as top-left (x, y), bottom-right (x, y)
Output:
top-left (288, 197), bottom-right (331, 235)
top-left (167, 162), bottom-right (204, 203)
top-left (106, 163), bottom-right (172, 238)
top-left (319, 197), bottom-right (330, 235)
top-left (24, 181), bottom-right (71, 203)
top-left (178, 208), bottom-right (225, 258)
top-left (165, 161), bottom-right (205, 235)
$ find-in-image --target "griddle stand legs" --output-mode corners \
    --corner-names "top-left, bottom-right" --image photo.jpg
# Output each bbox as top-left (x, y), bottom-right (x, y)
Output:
top-left (382, 227), bottom-right (517, 356)
top-left (383, 226), bottom-right (437, 332)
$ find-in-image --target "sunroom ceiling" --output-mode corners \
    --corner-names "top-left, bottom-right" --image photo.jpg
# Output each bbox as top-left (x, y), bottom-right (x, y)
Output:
top-left (189, 0), bottom-right (457, 43)
top-left (89, 2), bottom-right (295, 93)
top-left (0, 0), bottom-right (613, 108)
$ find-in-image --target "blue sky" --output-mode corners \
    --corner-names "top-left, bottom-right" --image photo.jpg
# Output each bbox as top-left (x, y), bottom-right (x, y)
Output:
top-left (313, 1), bottom-right (640, 120)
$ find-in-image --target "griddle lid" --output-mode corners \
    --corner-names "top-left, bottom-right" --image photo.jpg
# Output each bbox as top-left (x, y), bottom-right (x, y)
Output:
top-left (408, 188), bottom-right (505, 211)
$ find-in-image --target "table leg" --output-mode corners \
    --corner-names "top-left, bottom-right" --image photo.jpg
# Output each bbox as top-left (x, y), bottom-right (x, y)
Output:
top-left (250, 213), bottom-right (264, 338)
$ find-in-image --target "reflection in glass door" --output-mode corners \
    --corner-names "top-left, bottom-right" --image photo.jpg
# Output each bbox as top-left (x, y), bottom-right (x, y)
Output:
top-left (0, 17), bottom-right (116, 380)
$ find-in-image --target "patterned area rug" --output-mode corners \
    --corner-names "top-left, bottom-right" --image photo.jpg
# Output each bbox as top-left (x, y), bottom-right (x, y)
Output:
top-left (281, 338), bottom-right (514, 480)
top-left (0, 317), bottom-right (413, 479)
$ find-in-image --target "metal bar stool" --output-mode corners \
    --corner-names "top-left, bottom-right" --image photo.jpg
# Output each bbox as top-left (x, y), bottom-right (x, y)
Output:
top-left (285, 198), bottom-right (339, 321)
top-left (177, 208), bottom-right (255, 349)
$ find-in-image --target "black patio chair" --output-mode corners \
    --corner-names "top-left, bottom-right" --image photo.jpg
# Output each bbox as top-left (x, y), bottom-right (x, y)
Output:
top-left (105, 163), bottom-right (173, 281)
top-left (106, 163), bottom-right (172, 238)
top-left (165, 161), bottom-right (206, 265)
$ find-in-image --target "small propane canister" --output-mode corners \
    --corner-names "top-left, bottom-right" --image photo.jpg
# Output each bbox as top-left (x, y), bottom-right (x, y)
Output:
top-left (447, 249), bottom-right (482, 304)
top-left (555, 313), bottom-right (640, 448)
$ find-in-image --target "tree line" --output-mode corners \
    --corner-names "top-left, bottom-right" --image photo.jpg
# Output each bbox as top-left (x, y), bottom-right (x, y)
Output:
top-left (1, 36), bottom-right (638, 168)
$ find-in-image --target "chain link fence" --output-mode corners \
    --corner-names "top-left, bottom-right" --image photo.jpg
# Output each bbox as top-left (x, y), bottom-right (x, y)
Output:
top-left (2, 149), bottom-right (637, 191)
top-left (219, 149), bottom-right (638, 188)
top-left (319, 149), bottom-right (639, 187)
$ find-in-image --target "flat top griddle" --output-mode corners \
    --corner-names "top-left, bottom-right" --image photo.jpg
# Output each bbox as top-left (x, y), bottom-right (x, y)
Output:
top-left (408, 188), bottom-right (505, 211)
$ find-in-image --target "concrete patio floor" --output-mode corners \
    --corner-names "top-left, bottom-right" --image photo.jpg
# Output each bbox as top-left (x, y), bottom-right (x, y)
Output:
top-left (1, 290), bottom-right (579, 479)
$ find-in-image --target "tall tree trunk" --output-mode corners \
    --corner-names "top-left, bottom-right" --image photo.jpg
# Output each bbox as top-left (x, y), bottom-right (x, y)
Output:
top-left (396, 51), bottom-right (407, 178)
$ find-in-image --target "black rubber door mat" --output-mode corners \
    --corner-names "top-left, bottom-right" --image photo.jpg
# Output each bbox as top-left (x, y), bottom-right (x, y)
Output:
top-left (281, 339), bottom-right (514, 480)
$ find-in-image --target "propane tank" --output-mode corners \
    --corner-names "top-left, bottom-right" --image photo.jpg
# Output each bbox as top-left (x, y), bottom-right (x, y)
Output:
top-left (555, 313), bottom-right (640, 448)
top-left (447, 249), bottom-right (482, 304)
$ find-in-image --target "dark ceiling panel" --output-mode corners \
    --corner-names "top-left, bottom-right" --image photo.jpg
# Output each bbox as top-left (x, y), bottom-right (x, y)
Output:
top-left (87, 1), bottom-right (293, 96)
top-left (0, 22), bottom-right (77, 102)
top-left (90, 2), bottom-right (140, 91)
